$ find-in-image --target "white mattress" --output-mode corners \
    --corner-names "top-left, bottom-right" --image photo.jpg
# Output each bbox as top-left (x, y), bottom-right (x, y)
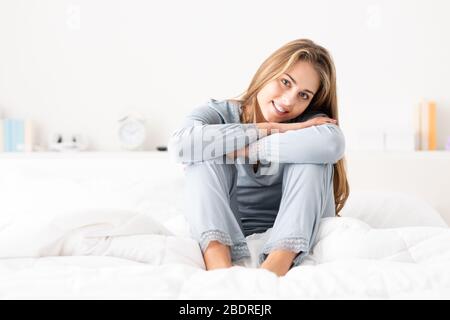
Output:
top-left (1, 156), bottom-right (449, 299)
top-left (2, 254), bottom-right (449, 300)
top-left (1, 212), bottom-right (450, 299)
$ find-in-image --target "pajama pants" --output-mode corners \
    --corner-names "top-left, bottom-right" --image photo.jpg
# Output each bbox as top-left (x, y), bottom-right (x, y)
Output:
top-left (183, 159), bottom-right (335, 267)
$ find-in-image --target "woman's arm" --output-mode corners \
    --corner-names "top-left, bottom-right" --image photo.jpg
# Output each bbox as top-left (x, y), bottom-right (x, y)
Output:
top-left (168, 105), bottom-right (276, 164)
top-left (251, 123), bottom-right (345, 164)
top-left (233, 116), bottom-right (344, 164)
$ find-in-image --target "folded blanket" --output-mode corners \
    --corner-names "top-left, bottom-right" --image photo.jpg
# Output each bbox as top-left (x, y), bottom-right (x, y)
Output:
top-left (0, 209), bottom-right (204, 269)
top-left (1, 209), bottom-right (449, 271)
top-left (230, 217), bottom-right (450, 267)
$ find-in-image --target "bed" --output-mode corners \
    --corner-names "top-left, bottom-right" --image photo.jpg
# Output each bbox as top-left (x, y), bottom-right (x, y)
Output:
top-left (1, 151), bottom-right (449, 299)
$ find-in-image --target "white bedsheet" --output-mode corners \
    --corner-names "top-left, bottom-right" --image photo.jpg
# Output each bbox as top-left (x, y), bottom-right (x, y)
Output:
top-left (1, 209), bottom-right (450, 299)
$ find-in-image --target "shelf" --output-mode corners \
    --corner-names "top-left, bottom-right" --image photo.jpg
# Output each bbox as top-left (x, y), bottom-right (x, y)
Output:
top-left (0, 151), bottom-right (170, 159)
top-left (345, 150), bottom-right (450, 159)
top-left (0, 150), bottom-right (449, 160)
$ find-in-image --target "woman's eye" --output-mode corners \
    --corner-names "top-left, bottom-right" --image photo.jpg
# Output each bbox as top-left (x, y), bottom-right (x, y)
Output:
top-left (281, 78), bottom-right (308, 100)
top-left (299, 92), bottom-right (309, 100)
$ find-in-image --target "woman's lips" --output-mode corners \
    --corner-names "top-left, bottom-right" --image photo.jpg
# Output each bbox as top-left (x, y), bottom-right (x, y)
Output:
top-left (272, 101), bottom-right (288, 115)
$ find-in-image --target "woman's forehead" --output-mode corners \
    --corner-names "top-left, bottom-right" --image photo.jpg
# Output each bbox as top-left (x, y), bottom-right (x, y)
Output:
top-left (284, 61), bottom-right (320, 92)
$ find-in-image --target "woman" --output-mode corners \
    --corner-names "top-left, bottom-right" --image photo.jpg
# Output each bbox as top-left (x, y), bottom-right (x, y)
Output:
top-left (168, 39), bottom-right (349, 276)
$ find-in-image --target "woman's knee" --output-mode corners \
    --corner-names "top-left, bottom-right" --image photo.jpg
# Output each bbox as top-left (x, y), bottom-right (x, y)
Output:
top-left (282, 163), bottom-right (334, 194)
top-left (184, 160), bottom-right (237, 191)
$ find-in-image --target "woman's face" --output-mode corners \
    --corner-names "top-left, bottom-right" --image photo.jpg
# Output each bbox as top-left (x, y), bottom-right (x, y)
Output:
top-left (256, 60), bottom-right (320, 123)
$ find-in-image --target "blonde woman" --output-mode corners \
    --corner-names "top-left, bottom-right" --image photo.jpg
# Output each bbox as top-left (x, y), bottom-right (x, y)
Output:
top-left (169, 39), bottom-right (349, 276)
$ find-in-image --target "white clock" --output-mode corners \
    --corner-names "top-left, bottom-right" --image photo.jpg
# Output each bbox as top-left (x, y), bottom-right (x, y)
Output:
top-left (117, 114), bottom-right (147, 150)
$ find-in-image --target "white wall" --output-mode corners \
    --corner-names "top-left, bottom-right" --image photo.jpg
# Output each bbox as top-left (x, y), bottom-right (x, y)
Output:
top-left (1, 0), bottom-right (449, 151)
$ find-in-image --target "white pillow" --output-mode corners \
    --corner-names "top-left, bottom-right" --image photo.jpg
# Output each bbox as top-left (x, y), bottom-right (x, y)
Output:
top-left (0, 208), bottom-right (172, 258)
top-left (0, 208), bottom-right (205, 269)
top-left (0, 158), bottom-right (186, 227)
top-left (339, 190), bottom-right (448, 228)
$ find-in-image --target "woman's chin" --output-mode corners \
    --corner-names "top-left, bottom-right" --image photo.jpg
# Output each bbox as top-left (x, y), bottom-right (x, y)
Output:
top-left (261, 111), bottom-right (288, 123)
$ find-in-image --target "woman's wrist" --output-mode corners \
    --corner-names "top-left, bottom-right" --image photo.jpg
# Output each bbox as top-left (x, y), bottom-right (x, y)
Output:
top-left (255, 121), bottom-right (308, 135)
top-left (278, 122), bottom-right (306, 132)
top-left (255, 122), bottom-right (281, 135)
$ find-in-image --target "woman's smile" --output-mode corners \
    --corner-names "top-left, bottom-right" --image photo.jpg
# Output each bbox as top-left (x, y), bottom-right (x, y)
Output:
top-left (272, 101), bottom-right (289, 116)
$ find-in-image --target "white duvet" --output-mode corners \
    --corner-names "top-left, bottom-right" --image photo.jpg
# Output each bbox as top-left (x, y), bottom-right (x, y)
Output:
top-left (1, 208), bottom-right (450, 299)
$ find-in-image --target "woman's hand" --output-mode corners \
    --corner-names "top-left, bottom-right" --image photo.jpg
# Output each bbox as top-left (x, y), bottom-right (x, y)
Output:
top-left (228, 116), bottom-right (337, 160)
top-left (304, 116), bottom-right (337, 127)
top-left (226, 145), bottom-right (248, 160)
top-left (273, 116), bottom-right (337, 133)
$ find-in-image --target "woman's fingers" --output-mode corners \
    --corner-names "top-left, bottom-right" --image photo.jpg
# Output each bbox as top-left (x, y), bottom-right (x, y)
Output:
top-left (316, 117), bottom-right (336, 124)
top-left (302, 117), bottom-right (337, 129)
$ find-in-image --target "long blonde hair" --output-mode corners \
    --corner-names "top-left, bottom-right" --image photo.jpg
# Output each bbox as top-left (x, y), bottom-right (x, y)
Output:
top-left (230, 39), bottom-right (349, 215)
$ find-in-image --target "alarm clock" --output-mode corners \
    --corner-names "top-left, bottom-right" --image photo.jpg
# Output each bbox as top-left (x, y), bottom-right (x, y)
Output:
top-left (117, 114), bottom-right (147, 150)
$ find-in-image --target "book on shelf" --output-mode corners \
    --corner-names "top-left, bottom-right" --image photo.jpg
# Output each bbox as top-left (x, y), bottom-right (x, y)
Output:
top-left (0, 118), bottom-right (34, 152)
top-left (415, 100), bottom-right (437, 151)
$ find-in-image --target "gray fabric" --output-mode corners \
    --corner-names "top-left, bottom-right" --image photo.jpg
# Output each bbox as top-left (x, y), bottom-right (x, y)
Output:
top-left (168, 99), bottom-right (345, 164)
top-left (169, 99), bottom-right (344, 268)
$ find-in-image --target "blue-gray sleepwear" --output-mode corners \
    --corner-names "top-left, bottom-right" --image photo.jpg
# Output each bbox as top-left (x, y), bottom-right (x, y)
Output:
top-left (168, 99), bottom-right (345, 267)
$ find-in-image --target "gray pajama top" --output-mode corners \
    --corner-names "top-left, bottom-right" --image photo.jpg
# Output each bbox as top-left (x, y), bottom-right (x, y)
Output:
top-left (168, 99), bottom-right (345, 235)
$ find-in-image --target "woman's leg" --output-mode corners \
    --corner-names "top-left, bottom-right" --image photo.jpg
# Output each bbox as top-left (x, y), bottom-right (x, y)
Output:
top-left (203, 240), bottom-right (232, 270)
top-left (184, 159), bottom-right (250, 270)
top-left (259, 163), bottom-right (335, 276)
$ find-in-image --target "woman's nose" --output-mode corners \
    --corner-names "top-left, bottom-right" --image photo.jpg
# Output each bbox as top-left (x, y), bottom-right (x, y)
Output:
top-left (281, 93), bottom-right (295, 106)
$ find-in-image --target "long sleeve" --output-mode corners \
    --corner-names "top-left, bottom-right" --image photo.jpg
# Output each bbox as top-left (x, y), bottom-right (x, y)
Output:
top-left (248, 123), bottom-right (345, 164)
top-left (168, 103), bottom-right (260, 164)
